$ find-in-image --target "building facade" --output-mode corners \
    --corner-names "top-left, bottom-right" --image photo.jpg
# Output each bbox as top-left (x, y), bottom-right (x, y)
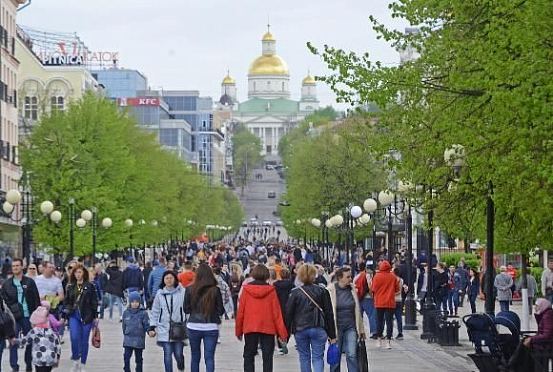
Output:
top-left (221, 28), bottom-right (319, 155)
top-left (117, 93), bottom-right (193, 162)
top-left (0, 0), bottom-right (26, 257)
top-left (91, 68), bottom-right (147, 99)
top-left (16, 26), bottom-right (101, 137)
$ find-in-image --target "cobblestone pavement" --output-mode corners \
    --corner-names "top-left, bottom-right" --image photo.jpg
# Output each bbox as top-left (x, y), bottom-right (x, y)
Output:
top-left (4, 296), bottom-right (534, 371)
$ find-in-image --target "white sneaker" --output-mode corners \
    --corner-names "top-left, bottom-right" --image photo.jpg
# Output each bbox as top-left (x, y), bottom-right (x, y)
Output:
top-left (70, 360), bottom-right (79, 372)
top-left (375, 338), bottom-right (382, 348)
top-left (80, 363), bottom-right (86, 372)
top-left (386, 340), bottom-right (392, 349)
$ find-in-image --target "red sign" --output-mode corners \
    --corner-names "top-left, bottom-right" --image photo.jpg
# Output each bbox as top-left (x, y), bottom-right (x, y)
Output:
top-left (118, 98), bottom-right (160, 107)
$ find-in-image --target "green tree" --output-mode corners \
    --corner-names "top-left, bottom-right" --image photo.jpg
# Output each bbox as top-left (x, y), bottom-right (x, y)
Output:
top-left (281, 120), bottom-right (387, 241)
top-left (309, 0), bottom-right (552, 252)
top-left (21, 93), bottom-right (244, 256)
top-left (232, 123), bottom-right (263, 195)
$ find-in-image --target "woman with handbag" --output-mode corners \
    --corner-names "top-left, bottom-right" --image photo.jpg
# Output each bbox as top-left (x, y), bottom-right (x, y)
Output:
top-left (184, 263), bottom-right (225, 372)
top-left (62, 263), bottom-right (98, 372)
top-left (285, 264), bottom-right (336, 372)
top-left (327, 267), bottom-right (365, 372)
top-left (148, 271), bottom-right (186, 372)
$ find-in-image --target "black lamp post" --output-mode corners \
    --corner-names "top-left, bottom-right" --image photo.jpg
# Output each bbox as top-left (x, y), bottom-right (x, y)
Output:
top-left (2, 188), bottom-right (61, 264)
top-left (404, 204), bottom-right (418, 330)
top-left (68, 198), bottom-right (75, 260)
top-left (421, 206), bottom-right (436, 339)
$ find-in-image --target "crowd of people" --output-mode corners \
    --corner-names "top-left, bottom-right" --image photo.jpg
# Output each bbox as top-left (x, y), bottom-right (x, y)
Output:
top-left (0, 241), bottom-right (551, 372)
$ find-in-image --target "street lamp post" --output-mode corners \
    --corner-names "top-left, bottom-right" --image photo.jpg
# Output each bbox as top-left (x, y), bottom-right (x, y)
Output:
top-left (421, 200), bottom-right (436, 340)
top-left (2, 191), bottom-right (61, 264)
top-left (69, 198), bottom-right (75, 260)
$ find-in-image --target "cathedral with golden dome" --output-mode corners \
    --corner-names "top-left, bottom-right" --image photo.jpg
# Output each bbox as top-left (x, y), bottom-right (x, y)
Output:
top-left (218, 26), bottom-right (319, 155)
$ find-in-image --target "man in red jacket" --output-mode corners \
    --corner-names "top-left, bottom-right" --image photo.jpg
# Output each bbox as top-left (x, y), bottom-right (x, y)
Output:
top-left (371, 260), bottom-right (400, 349)
top-left (236, 265), bottom-right (288, 372)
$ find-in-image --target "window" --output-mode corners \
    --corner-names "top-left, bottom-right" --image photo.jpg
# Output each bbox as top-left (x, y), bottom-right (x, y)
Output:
top-left (267, 81), bottom-right (271, 91)
top-left (50, 96), bottom-right (64, 111)
top-left (159, 129), bottom-right (179, 146)
top-left (24, 96), bottom-right (38, 120)
top-left (282, 82), bottom-right (285, 91)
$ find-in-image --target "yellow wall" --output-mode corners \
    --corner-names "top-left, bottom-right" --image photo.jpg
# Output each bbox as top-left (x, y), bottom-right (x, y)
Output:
top-left (16, 37), bottom-right (100, 118)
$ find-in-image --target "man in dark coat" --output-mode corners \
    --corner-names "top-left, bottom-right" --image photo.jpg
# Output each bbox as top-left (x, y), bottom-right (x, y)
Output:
top-left (0, 258), bottom-right (40, 371)
top-left (105, 261), bottom-right (124, 321)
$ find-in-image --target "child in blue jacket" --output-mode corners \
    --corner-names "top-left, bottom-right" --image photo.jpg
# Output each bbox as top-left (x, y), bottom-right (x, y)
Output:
top-left (122, 291), bottom-right (150, 372)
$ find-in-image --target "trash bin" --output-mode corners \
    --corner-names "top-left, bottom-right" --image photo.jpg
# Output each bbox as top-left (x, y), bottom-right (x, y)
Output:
top-left (436, 315), bottom-right (461, 346)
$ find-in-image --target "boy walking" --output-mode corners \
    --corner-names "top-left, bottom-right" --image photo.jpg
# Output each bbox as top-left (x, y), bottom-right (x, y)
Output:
top-left (122, 291), bottom-right (150, 372)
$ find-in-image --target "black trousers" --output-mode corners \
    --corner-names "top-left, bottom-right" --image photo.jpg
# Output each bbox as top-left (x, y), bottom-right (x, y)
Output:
top-left (35, 367), bottom-right (53, 372)
top-left (376, 308), bottom-right (394, 340)
top-left (243, 332), bottom-right (275, 372)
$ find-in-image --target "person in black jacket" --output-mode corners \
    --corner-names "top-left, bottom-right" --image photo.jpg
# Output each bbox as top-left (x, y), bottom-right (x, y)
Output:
top-left (0, 288), bottom-right (16, 369)
top-left (0, 258), bottom-right (40, 372)
top-left (122, 257), bottom-right (144, 297)
top-left (285, 264), bottom-right (336, 372)
top-left (105, 261), bottom-right (124, 322)
top-left (62, 263), bottom-right (98, 372)
top-left (432, 263), bottom-right (449, 312)
top-left (183, 263), bottom-right (225, 372)
top-left (273, 268), bottom-right (295, 355)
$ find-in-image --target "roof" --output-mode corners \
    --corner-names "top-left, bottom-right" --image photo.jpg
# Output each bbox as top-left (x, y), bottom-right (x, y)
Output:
top-left (238, 97), bottom-right (299, 114)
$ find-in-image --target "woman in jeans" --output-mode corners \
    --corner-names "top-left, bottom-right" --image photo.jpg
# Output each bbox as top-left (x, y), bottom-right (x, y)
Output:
top-left (62, 263), bottom-right (98, 372)
top-left (236, 265), bottom-right (288, 372)
top-left (327, 267), bottom-right (365, 372)
top-left (466, 268), bottom-right (480, 314)
top-left (148, 271), bottom-right (186, 372)
top-left (183, 263), bottom-right (225, 372)
top-left (285, 264), bottom-right (336, 372)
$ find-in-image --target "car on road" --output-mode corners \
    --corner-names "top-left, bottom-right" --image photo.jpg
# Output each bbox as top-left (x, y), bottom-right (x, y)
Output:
top-left (262, 220), bottom-right (272, 227)
top-left (268, 191), bottom-right (276, 198)
top-left (249, 217), bottom-right (258, 226)
top-left (279, 200), bottom-right (290, 206)
top-left (265, 164), bottom-right (274, 170)
top-left (276, 220), bottom-right (283, 226)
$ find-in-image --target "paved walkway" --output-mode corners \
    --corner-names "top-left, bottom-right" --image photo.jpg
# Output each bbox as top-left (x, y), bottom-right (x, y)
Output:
top-left (1, 299), bottom-right (535, 371)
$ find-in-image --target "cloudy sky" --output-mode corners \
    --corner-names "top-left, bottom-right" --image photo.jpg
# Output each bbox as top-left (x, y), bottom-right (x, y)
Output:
top-left (17, 0), bottom-right (408, 108)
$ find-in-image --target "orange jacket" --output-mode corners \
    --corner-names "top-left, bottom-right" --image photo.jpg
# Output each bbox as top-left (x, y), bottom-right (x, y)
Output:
top-left (371, 261), bottom-right (400, 309)
top-left (235, 282), bottom-right (288, 340)
top-left (178, 271), bottom-right (195, 288)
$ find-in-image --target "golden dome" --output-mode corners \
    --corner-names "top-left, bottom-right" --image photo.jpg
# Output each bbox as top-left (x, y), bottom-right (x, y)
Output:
top-left (248, 55), bottom-right (290, 76)
top-left (222, 75), bottom-right (235, 85)
top-left (302, 75), bottom-right (316, 85)
top-left (262, 31), bottom-right (275, 41)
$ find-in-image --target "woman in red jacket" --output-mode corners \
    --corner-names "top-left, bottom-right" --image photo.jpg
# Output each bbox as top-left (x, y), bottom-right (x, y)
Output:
top-left (370, 260), bottom-right (399, 349)
top-left (236, 264), bottom-right (288, 372)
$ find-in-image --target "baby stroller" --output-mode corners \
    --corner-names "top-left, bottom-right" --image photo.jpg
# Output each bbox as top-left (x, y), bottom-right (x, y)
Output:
top-left (463, 311), bottom-right (521, 372)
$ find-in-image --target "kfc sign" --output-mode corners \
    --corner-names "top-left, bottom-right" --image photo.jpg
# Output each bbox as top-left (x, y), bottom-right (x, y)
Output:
top-left (118, 98), bottom-right (160, 107)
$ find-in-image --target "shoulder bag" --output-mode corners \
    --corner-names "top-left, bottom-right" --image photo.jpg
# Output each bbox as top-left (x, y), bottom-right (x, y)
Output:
top-left (163, 294), bottom-right (187, 342)
top-left (298, 286), bottom-right (326, 330)
top-left (0, 298), bottom-right (16, 339)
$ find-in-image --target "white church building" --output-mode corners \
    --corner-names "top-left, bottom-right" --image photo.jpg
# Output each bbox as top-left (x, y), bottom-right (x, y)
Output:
top-left (218, 27), bottom-right (319, 155)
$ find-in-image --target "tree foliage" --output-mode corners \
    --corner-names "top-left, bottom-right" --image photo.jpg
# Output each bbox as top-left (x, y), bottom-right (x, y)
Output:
top-left (21, 93), bottom-right (243, 256)
top-left (278, 106), bottom-right (338, 166)
top-left (232, 123), bottom-right (263, 194)
top-left (281, 119), bottom-right (387, 240)
top-left (310, 0), bottom-right (552, 252)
